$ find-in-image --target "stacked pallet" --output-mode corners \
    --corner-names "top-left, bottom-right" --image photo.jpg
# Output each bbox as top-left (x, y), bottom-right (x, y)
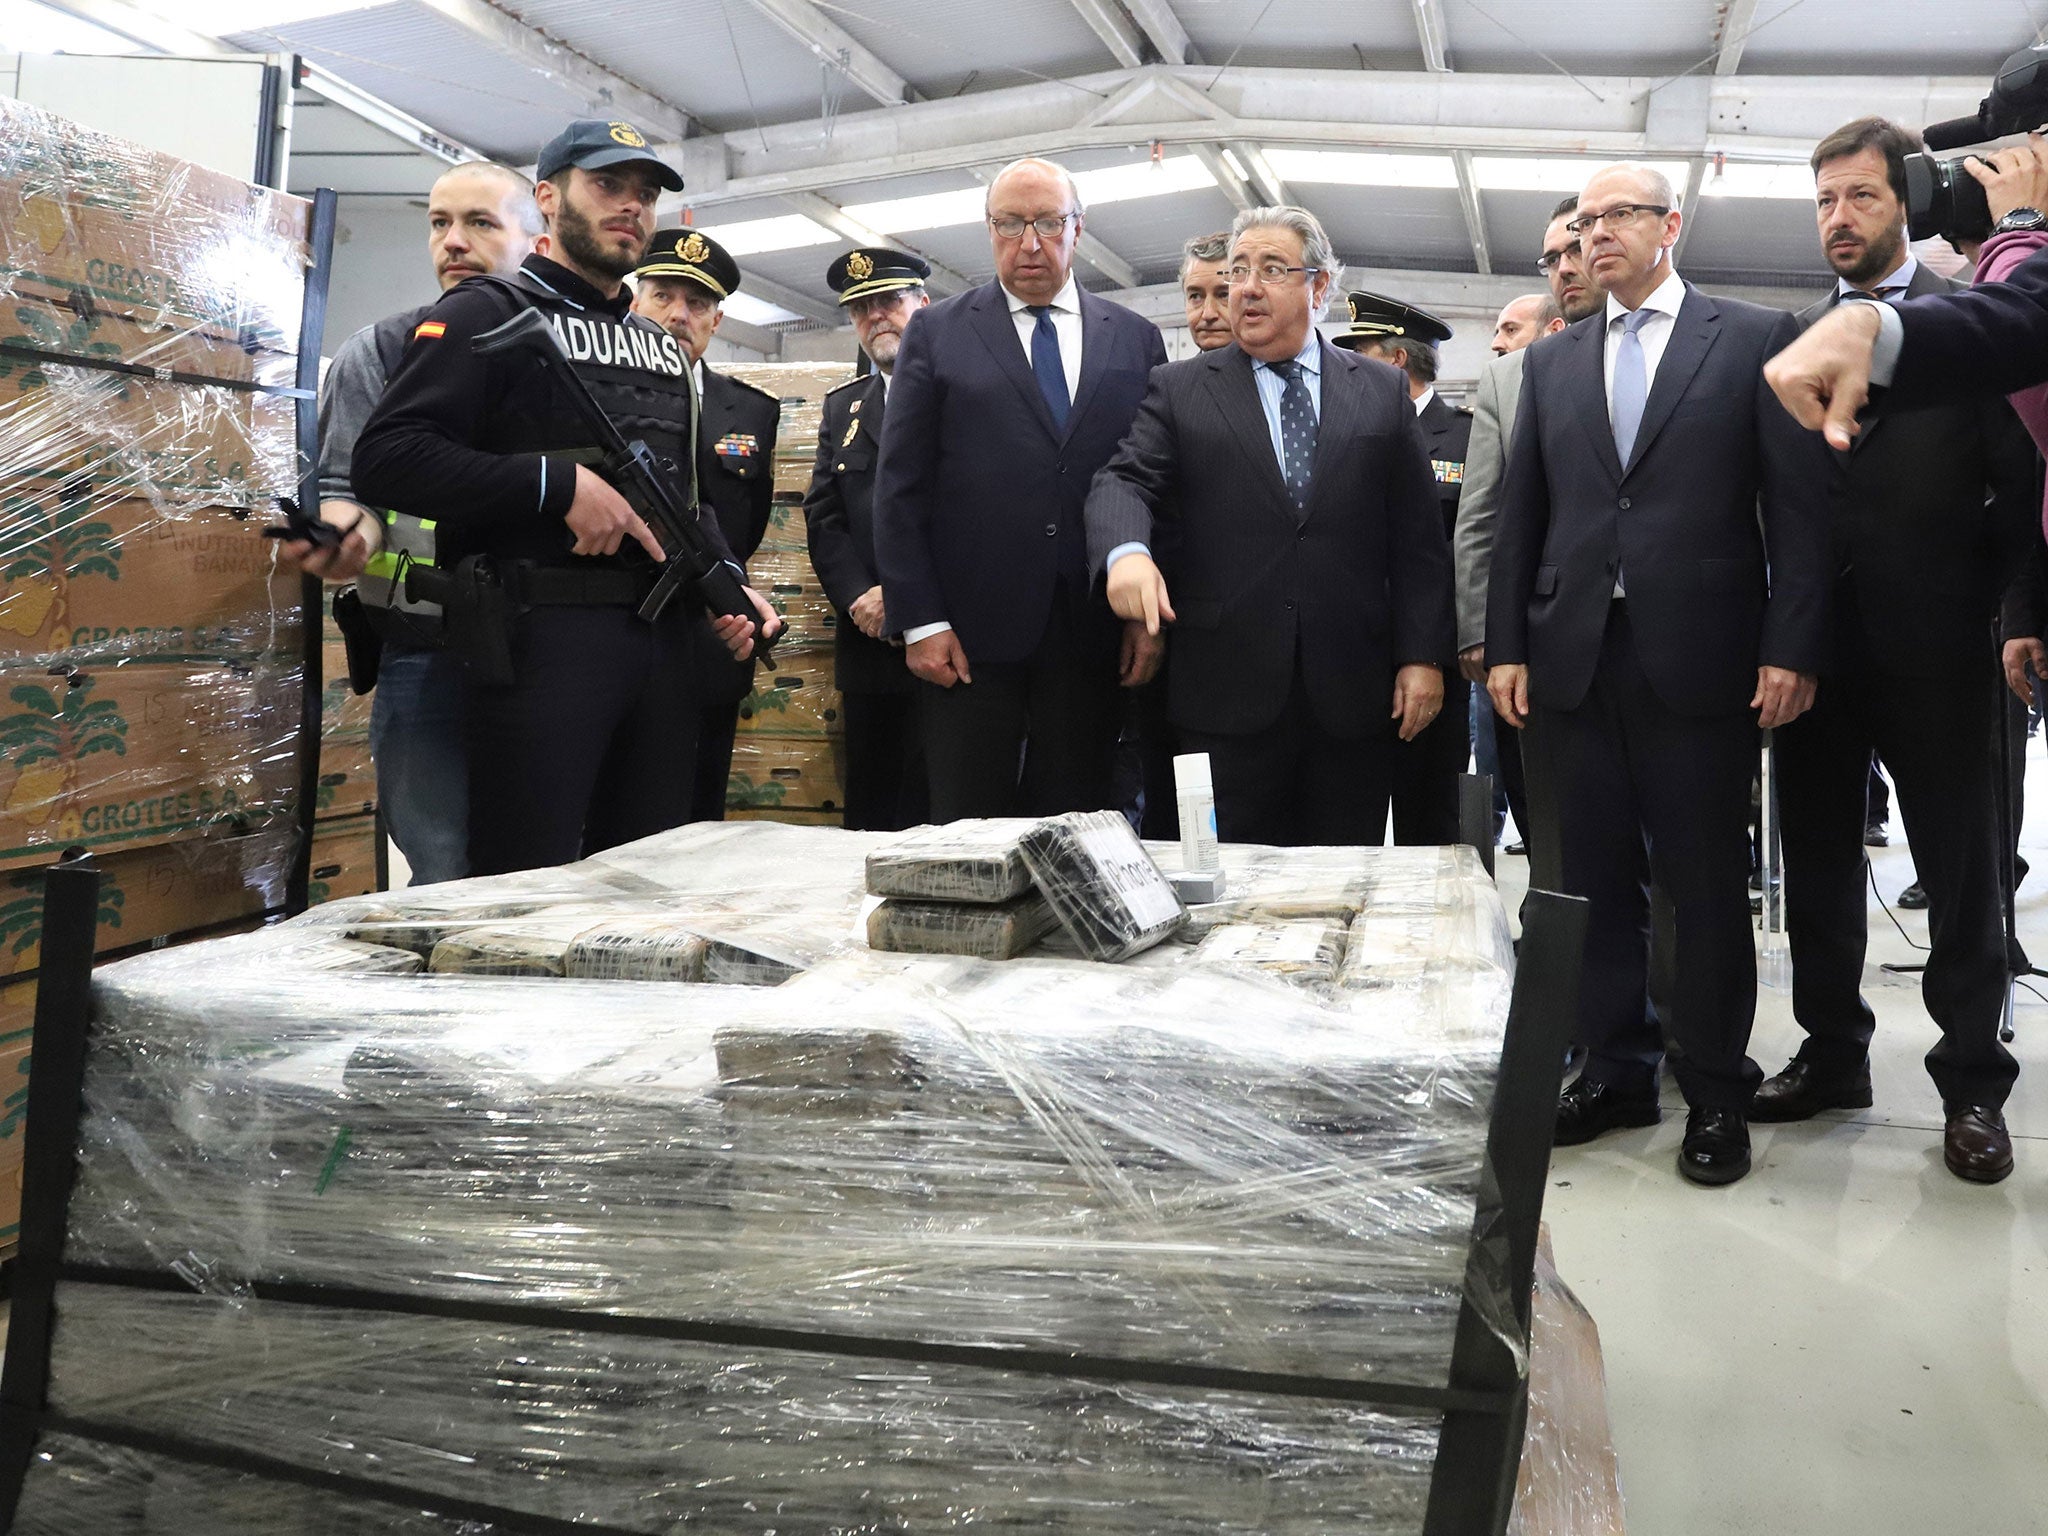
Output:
top-left (312, 610), bottom-right (379, 903)
top-left (0, 98), bottom-right (316, 1248)
top-left (723, 362), bottom-right (856, 824)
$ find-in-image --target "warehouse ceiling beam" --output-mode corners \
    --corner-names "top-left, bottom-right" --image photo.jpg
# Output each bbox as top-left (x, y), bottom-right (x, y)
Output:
top-left (738, 0), bottom-right (914, 107)
top-left (683, 65), bottom-right (1985, 206)
top-left (1232, 142), bottom-right (1289, 206)
top-left (1124, 0), bottom-right (1197, 66)
top-left (1672, 155), bottom-right (1711, 265)
top-left (1191, 144), bottom-right (1253, 212)
top-left (1715, 0), bottom-right (1764, 76)
top-left (1068, 0), bottom-right (1149, 69)
top-left (41, 0), bottom-right (222, 53)
top-left (1411, 0), bottom-right (1451, 72)
top-left (1450, 149), bottom-right (1492, 274)
top-left (779, 190), bottom-right (974, 294)
top-left (413, 0), bottom-right (695, 141)
top-left (717, 314), bottom-right (784, 355)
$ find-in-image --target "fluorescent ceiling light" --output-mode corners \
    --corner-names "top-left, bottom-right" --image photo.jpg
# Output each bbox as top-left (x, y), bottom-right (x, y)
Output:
top-left (843, 186), bottom-right (985, 233)
top-left (705, 214), bottom-right (837, 256)
top-left (1, 0), bottom-right (145, 53)
top-left (1700, 162), bottom-right (1815, 200)
top-left (1267, 149), bottom-right (1458, 189)
top-left (723, 291), bottom-right (803, 326)
top-left (1470, 157), bottom-right (1693, 194)
top-left (1072, 155), bottom-right (1213, 203)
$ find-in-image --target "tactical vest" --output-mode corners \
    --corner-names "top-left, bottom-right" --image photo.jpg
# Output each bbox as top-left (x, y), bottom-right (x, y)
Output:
top-left (355, 306), bottom-right (444, 625)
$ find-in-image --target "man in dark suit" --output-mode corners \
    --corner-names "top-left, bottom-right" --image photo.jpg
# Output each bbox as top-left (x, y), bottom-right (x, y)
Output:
top-left (630, 229), bottom-right (782, 822)
top-left (1085, 206), bottom-right (1452, 846)
top-left (874, 157), bottom-right (1168, 819)
top-left (803, 246), bottom-right (932, 831)
top-left (1486, 162), bottom-right (1833, 1185)
top-left (1755, 119), bottom-right (2035, 1183)
top-left (1767, 136), bottom-right (2048, 435)
top-left (1335, 291), bottom-right (1470, 844)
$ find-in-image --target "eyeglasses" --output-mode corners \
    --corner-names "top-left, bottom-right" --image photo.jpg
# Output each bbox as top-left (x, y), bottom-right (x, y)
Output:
top-left (1564, 204), bottom-right (1669, 238)
top-left (1534, 239), bottom-right (1581, 276)
top-left (1227, 262), bottom-right (1317, 287)
top-left (989, 212), bottom-right (1078, 240)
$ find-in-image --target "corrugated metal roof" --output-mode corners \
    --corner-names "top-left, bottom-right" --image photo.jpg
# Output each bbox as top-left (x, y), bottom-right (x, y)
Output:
top-left (826, 0), bottom-right (1117, 92)
top-left (1179, 0), bottom-right (1418, 71)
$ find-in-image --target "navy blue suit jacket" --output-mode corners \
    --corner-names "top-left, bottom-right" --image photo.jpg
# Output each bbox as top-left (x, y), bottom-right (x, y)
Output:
top-left (873, 280), bottom-right (1167, 664)
top-left (1485, 283), bottom-right (1833, 716)
top-left (1085, 340), bottom-right (1452, 738)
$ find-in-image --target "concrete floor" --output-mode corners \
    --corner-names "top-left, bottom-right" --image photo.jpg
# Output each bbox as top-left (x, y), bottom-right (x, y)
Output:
top-left (1499, 749), bottom-right (2048, 1536)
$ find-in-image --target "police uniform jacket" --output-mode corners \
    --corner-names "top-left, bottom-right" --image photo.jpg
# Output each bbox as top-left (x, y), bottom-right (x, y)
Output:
top-left (1416, 390), bottom-right (1473, 541)
top-left (805, 371), bottom-right (912, 695)
top-left (693, 363), bottom-right (781, 705)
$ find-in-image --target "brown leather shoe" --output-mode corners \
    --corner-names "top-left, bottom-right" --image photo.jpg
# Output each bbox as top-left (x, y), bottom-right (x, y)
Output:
top-left (1943, 1106), bottom-right (2014, 1184)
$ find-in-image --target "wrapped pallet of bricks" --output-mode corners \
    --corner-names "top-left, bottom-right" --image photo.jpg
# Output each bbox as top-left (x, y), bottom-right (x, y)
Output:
top-left (0, 97), bottom-right (320, 1250)
top-left (4, 817), bottom-right (1624, 1533)
top-left (723, 362), bottom-right (855, 824)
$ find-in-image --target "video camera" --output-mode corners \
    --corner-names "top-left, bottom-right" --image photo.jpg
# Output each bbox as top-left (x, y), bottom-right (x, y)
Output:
top-left (1906, 46), bottom-right (2048, 245)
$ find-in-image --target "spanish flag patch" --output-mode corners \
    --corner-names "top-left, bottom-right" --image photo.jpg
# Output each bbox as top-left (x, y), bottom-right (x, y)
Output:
top-left (414, 320), bottom-right (448, 340)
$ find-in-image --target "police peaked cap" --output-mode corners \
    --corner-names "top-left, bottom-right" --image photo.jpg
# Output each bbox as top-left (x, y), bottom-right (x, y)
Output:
top-left (635, 228), bottom-right (742, 300)
top-left (536, 118), bottom-right (683, 192)
top-left (827, 246), bottom-right (932, 304)
top-left (1332, 290), bottom-right (1455, 350)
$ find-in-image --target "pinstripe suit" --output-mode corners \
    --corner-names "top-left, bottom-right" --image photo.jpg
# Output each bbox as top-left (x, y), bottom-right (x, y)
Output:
top-left (1085, 339), bottom-right (1453, 843)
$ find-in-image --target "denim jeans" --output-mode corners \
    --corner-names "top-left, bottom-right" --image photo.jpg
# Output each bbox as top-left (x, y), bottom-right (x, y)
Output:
top-left (368, 644), bottom-right (468, 886)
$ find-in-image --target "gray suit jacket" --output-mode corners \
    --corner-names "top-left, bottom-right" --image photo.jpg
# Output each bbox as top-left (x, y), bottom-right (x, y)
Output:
top-left (1451, 347), bottom-right (1528, 653)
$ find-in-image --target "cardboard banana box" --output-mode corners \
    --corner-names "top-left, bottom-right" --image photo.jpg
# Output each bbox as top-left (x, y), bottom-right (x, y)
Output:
top-left (737, 644), bottom-right (842, 737)
top-left (317, 733), bottom-right (378, 823)
top-left (0, 658), bottom-right (301, 867)
top-left (0, 96), bottom-right (311, 357)
top-left (0, 816), bottom-right (295, 980)
top-left (0, 493), bottom-right (302, 661)
top-left (307, 812), bottom-right (380, 906)
top-left (727, 732), bottom-right (845, 813)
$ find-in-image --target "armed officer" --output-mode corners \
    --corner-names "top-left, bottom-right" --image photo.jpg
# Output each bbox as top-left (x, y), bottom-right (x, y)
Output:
top-left (1334, 291), bottom-right (1470, 843)
top-left (629, 229), bottom-right (782, 823)
top-left (353, 119), bottom-right (775, 877)
top-left (804, 246), bottom-right (933, 831)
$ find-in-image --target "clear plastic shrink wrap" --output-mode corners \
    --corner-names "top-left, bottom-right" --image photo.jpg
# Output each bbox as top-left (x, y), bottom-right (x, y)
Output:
top-left (16, 819), bottom-right (1612, 1531)
top-left (864, 815), bottom-right (1040, 901)
top-left (1019, 809), bottom-right (1186, 959)
top-left (866, 890), bottom-right (1058, 958)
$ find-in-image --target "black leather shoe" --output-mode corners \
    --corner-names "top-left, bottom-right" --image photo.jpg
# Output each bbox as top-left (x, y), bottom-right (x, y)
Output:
top-left (1504, 840), bottom-right (1527, 856)
top-left (1554, 1077), bottom-right (1660, 1147)
top-left (1897, 881), bottom-right (1929, 910)
top-left (1863, 822), bottom-right (1889, 848)
top-left (1678, 1108), bottom-right (1751, 1185)
top-left (1943, 1106), bottom-right (2014, 1184)
top-left (1749, 1059), bottom-right (1874, 1122)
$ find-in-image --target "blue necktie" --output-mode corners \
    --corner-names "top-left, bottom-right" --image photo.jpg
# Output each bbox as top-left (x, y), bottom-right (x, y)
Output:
top-left (1276, 359), bottom-right (1316, 510)
top-left (1610, 307), bottom-right (1656, 469)
top-left (1028, 305), bottom-right (1070, 432)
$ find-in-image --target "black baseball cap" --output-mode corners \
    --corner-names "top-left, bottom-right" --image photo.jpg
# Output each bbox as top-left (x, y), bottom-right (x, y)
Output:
top-left (536, 118), bottom-right (683, 192)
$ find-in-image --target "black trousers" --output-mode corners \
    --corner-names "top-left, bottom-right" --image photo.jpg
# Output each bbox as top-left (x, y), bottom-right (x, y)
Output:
top-left (466, 606), bottom-right (698, 877)
top-left (840, 689), bottom-right (928, 832)
top-left (689, 700), bottom-right (739, 823)
top-left (1534, 604), bottom-right (1761, 1110)
top-left (1178, 672), bottom-right (1394, 847)
top-left (1390, 673), bottom-right (1468, 844)
top-left (919, 587), bottom-right (1120, 820)
top-left (1777, 657), bottom-right (2018, 1110)
top-left (1496, 713), bottom-right (1531, 848)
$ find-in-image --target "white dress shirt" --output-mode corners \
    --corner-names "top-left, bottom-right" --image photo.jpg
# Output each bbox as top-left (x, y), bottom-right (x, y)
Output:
top-left (905, 276), bottom-right (1087, 646)
top-left (1602, 264), bottom-right (1688, 416)
top-left (1412, 385), bottom-right (1435, 417)
top-left (1835, 250), bottom-right (1918, 304)
top-left (1604, 264), bottom-right (1687, 596)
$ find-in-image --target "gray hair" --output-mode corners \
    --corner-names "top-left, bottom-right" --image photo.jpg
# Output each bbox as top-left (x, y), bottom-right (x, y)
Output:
top-left (988, 157), bottom-right (1085, 217)
top-left (1231, 205), bottom-right (1343, 319)
top-left (439, 161), bottom-right (543, 237)
top-left (1180, 229), bottom-right (1231, 279)
top-left (1366, 335), bottom-right (1439, 385)
top-left (1584, 161), bottom-right (1676, 212)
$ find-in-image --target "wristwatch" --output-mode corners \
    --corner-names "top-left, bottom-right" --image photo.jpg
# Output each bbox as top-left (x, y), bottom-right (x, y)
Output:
top-left (1995, 207), bottom-right (2047, 234)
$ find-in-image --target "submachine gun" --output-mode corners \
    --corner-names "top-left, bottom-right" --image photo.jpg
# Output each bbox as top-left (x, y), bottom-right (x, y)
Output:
top-left (463, 307), bottom-right (778, 663)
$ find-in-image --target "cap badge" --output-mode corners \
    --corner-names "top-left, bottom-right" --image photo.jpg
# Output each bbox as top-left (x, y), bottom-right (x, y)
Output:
top-left (847, 251), bottom-right (875, 281)
top-left (608, 121), bottom-right (648, 148)
top-left (680, 231), bottom-right (710, 264)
